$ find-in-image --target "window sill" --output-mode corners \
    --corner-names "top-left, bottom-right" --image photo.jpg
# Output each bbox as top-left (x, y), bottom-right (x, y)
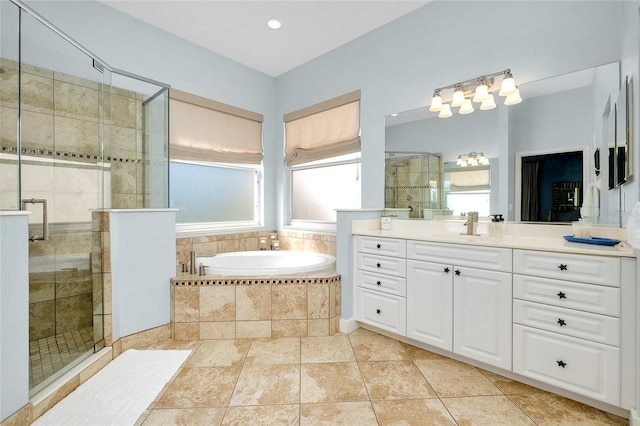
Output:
top-left (285, 221), bottom-right (336, 234)
top-left (176, 222), bottom-right (269, 238)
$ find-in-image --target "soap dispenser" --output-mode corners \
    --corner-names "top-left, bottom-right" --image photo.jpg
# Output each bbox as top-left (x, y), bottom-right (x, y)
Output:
top-left (489, 214), bottom-right (504, 238)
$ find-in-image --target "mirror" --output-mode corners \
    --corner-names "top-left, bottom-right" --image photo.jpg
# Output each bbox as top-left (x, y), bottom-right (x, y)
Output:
top-left (385, 62), bottom-right (625, 226)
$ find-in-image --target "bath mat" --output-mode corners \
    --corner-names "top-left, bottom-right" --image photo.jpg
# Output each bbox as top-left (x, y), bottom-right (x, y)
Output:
top-left (33, 349), bottom-right (191, 426)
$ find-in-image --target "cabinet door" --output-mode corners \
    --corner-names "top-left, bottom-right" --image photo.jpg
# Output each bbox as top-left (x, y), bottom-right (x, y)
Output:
top-left (454, 267), bottom-right (512, 369)
top-left (407, 260), bottom-right (453, 351)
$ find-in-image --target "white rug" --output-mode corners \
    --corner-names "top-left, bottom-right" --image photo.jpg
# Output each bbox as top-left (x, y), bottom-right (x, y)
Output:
top-left (33, 349), bottom-right (191, 426)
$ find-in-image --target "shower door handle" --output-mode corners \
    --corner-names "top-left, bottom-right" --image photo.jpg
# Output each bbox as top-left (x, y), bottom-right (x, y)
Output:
top-left (21, 198), bottom-right (48, 241)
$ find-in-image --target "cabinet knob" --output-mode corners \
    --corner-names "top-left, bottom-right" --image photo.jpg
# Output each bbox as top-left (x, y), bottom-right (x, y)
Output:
top-left (557, 318), bottom-right (567, 327)
top-left (376, 243), bottom-right (381, 249)
top-left (376, 281), bottom-right (381, 286)
top-left (557, 291), bottom-right (567, 299)
top-left (455, 269), bottom-right (461, 276)
top-left (376, 309), bottom-right (381, 314)
top-left (558, 264), bottom-right (568, 271)
top-left (376, 263), bottom-right (381, 268)
top-left (557, 360), bottom-right (567, 368)
top-left (444, 267), bottom-right (450, 273)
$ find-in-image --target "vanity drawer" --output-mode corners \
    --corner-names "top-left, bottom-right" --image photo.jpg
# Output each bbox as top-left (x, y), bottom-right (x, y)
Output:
top-left (513, 250), bottom-right (620, 287)
top-left (357, 236), bottom-right (406, 257)
top-left (513, 325), bottom-right (620, 405)
top-left (357, 288), bottom-right (406, 335)
top-left (357, 253), bottom-right (407, 277)
top-left (513, 275), bottom-right (620, 316)
top-left (357, 270), bottom-right (406, 297)
top-left (514, 300), bottom-right (620, 346)
top-left (407, 240), bottom-right (511, 272)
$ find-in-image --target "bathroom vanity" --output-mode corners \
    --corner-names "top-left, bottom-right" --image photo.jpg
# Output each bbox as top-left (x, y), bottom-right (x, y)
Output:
top-left (351, 218), bottom-right (636, 415)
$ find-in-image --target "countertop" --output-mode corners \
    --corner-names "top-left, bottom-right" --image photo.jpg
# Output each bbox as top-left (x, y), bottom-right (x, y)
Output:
top-left (353, 219), bottom-right (636, 258)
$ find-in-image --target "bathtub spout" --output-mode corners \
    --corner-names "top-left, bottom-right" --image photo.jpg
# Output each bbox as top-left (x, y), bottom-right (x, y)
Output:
top-left (190, 250), bottom-right (197, 274)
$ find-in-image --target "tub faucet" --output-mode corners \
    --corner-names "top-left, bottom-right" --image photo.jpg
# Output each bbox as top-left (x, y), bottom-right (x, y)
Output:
top-left (462, 211), bottom-right (479, 235)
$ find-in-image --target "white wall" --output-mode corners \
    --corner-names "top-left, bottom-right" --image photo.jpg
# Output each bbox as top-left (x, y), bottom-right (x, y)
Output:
top-left (109, 210), bottom-right (176, 340)
top-left (0, 213), bottom-right (29, 422)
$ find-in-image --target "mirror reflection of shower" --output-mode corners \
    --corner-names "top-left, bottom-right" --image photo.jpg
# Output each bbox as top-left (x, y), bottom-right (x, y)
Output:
top-left (384, 152), bottom-right (444, 219)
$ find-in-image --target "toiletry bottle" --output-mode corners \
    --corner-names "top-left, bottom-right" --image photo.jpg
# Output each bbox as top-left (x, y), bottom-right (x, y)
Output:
top-left (259, 238), bottom-right (267, 250)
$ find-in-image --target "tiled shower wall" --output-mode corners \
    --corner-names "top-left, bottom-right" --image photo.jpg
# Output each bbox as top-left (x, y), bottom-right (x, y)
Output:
top-left (385, 153), bottom-right (444, 218)
top-left (0, 57), bottom-right (146, 344)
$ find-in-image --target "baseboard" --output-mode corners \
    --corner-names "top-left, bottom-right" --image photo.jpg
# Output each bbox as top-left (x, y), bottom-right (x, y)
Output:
top-left (631, 408), bottom-right (640, 425)
top-left (339, 318), bottom-right (359, 334)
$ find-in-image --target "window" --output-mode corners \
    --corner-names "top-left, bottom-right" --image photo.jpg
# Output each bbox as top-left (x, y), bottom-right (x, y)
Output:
top-left (169, 90), bottom-right (263, 231)
top-left (290, 153), bottom-right (361, 222)
top-left (444, 163), bottom-right (490, 216)
top-left (284, 90), bottom-right (361, 225)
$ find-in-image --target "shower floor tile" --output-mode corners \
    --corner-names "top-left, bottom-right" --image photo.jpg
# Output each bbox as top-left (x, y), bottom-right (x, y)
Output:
top-left (29, 327), bottom-right (94, 389)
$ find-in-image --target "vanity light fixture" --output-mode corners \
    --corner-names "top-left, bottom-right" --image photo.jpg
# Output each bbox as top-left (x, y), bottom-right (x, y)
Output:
top-left (456, 152), bottom-right (489, 167)
top-left (451, 84), bottom-right (466, 107)
top-left (429, 69), bottom-right (522, 118)
top-left (438, 103), bottom-right (453, 118)
top-left (459, 98), bottom-right (474, 115)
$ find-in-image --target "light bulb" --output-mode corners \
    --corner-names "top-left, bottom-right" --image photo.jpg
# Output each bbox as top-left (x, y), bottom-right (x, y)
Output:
top-left (480, 94), bottom-right (496, 110)
top-left (456, 156), bottom-right (465, 166)
top-left (459, 98), bottom-right (474, 115)
top-left (438, 103), bottom-right (452, 118)
top-left (473, 83), bottom-right (489, 102)
top-left (467, 157), bottom-right (478, 166)
top-left (451, 86), bottom-right (465, 107)
top-left (429, 92), bottom-right (443, 112)
top-left (504, 88), bottom-right (522, 105)
top-left (499, 72), bottom-right (517, 96)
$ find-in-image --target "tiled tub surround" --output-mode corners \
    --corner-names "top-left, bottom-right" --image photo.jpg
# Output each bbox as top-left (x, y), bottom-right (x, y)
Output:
top-left (172, 271), bottom-right (341, 340)
top-left (176, 230), bottom-right (336, 272)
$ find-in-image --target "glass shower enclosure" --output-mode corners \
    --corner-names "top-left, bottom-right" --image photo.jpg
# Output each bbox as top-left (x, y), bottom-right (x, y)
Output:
top-left (1, 0), bottom-right (169, 393)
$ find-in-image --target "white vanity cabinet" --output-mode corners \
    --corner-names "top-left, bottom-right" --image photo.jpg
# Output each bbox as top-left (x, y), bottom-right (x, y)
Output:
top-left (355, 237), bottom-right (407, 335)
top-left (512, 249), bottom-right (623, 406)
top-left (407, 241), bottom-right (512, 370)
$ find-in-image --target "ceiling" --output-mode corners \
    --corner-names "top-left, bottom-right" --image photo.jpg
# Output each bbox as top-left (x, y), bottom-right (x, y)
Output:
top-left (100, 0), bottom-right (429, 77)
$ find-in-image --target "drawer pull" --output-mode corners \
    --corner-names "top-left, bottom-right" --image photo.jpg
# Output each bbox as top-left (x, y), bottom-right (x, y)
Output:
top-left (376, 243), bottom-right (381, 249)
top-left (376, 263), bottom-right (381, 268)
top-left (376, 309), bottom-right (381, 314)
top-left (376, 281), bottom-right (381, 286)
top-left (455, 269), bottom-right (461, 276)
top-left (557, 291), bottom-right (567, 299)
top-left (558, 264), bottom-right (568, 271)
top-left (557, 360), bottom-right (567, 368)
top-left (444, 267), bottom-right (450, 273)
top-left (557, 318), bottom-right (567, 327)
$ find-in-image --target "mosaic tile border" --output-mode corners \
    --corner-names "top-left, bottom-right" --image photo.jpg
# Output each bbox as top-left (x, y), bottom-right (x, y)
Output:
top-left (172, 275), bottom-right (341, 286)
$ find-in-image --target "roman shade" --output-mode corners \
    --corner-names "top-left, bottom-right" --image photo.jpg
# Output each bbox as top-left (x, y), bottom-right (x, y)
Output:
top-left (169, 89), bottom-right (263, 164)
top-left (449, 166), bottom-right (490, 192)
top-left (284, 90), bottom-right (361, 166)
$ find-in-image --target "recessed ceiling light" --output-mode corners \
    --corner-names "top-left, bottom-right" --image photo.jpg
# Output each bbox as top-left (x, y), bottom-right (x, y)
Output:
top-left (267, 18), bottom-right (282, 30)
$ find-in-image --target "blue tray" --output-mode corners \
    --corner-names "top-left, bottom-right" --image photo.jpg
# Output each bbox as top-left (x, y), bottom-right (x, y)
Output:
top-left (563, 235), bottom-right (621, 246)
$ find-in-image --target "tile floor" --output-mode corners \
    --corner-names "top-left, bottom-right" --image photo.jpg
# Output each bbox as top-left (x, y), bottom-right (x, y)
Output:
top-left (134, 328), bottom-right (627, 425)
top-left (29, 327), bottom-right (94, 388)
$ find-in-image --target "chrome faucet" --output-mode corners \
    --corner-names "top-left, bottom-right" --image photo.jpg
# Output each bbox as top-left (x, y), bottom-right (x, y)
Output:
top-left (462, 211), bottom-right (479, 235)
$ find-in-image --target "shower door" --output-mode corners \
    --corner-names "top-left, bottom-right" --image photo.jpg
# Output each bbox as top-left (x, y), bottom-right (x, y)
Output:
top-left (5, 7), bottom-right (109, 392)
